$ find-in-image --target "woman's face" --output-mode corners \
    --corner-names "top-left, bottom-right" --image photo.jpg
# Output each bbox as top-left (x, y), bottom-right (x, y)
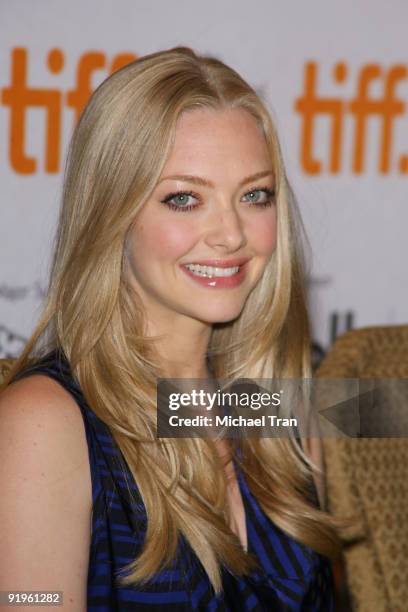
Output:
top-left (125, 107), bottom-right (277, 329)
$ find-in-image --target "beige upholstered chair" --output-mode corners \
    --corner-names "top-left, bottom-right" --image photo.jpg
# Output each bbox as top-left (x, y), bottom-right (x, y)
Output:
top-left (316, 325), bottom-right (408, 612)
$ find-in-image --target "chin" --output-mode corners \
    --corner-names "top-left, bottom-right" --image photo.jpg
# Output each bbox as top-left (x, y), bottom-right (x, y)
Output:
top-left (194, 304), bottom-right (245, 325)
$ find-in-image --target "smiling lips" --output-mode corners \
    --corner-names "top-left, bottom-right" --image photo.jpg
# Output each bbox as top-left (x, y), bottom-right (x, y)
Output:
top-left (180, 257), bottom-right (249, 288)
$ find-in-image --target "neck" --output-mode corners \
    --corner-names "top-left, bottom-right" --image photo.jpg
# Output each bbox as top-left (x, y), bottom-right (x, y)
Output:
top-left (147, 316), bottom-right (214, 379)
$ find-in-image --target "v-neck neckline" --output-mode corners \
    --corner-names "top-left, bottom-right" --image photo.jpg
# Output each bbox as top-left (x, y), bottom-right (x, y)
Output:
top-left (232, 458), bottom-right (251, 554)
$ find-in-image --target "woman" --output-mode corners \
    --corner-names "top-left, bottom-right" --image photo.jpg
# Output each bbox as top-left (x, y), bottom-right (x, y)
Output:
top-left (0, 46), bottom-right (341, 610)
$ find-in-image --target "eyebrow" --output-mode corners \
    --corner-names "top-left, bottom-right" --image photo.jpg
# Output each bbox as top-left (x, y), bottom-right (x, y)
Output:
top-left (158, 170), bottom-right (274, 189)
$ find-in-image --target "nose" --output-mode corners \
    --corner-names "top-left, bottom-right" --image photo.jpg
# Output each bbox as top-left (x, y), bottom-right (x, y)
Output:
top-left (204, 202), bottom-right (247, 252)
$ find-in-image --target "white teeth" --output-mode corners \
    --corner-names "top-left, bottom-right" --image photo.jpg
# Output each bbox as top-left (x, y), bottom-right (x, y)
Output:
top-left (184, 263), bottom-right (240, 278)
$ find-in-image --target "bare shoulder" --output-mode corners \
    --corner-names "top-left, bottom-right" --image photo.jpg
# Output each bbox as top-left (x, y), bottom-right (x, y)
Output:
top-left (0, 372), bottom-right (87, 430)
top-left (0, 374), bottom-right (92, 610)
top-left (0, 374), bottom-right (91, 488)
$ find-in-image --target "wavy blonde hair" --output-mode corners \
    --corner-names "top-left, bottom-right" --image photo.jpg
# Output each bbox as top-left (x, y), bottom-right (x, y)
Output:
top-left (4, 46), bottom-right (342, 593)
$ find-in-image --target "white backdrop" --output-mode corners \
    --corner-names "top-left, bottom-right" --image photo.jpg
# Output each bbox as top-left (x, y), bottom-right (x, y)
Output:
top-left (1, 0), bottom-right (407, 358)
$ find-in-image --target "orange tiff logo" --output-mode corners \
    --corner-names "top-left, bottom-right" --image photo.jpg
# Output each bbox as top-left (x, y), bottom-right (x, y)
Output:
top-left (1, 50), bottom-right (407, 175)
top-left (1, 48), bottom-right (137, 174)
top-left (295, 61), bottom-right (408, 174)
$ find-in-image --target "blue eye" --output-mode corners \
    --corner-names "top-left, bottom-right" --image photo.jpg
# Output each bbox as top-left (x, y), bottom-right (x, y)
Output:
top-left (160, 191), bottom-right (199, 212)
top-left (242, 187), bottom-right (275, 207)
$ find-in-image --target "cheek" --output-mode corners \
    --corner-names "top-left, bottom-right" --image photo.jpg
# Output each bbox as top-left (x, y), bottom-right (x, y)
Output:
top-left (248, 210), bottom-right (278, 256)
top-left (132, 217), bottom-right (199, 261)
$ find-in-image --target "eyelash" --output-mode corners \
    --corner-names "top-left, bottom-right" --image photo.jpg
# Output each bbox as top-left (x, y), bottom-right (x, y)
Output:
top-left (160, 186), bottom-right (276, 212)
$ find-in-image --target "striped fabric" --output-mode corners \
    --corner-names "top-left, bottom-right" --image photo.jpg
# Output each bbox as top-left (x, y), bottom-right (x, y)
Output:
top-left (15, 351), bottom-right (334, 611)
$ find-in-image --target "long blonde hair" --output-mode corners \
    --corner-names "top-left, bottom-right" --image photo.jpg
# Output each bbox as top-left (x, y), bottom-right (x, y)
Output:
top-left (4, 46), bottom-right (342, 592)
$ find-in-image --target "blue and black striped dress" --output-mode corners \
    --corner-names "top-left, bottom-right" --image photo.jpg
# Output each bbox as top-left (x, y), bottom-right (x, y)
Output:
top-left (15, 351), bottom-right (334, 611)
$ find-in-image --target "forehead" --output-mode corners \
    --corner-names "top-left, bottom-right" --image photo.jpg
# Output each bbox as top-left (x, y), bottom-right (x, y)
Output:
top-left (161, 107), bottom-right (272, 177)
